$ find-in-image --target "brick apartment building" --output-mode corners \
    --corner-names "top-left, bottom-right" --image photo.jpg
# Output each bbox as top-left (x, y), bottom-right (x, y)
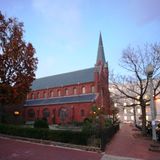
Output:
top-left (23, 33), bottom-right (111, 124)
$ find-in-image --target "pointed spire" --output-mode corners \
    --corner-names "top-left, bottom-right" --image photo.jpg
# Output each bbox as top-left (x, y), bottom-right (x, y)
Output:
top-left (96, 32), bottom-right (106, 65)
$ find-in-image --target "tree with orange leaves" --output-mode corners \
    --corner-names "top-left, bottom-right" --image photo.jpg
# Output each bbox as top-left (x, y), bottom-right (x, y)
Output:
top-left (0, 11), bottom-right (38, 122)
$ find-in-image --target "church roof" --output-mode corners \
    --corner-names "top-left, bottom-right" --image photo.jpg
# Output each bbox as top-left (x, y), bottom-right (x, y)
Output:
top-left (96, 32), bottom-right (106, 65)
top-left (31, 68), bottom-right (94, 90)
top-left (25, 93), bottom-right (96, 106)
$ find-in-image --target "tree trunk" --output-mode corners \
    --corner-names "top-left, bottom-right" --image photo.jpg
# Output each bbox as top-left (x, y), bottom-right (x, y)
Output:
top-left (0, 103), bottom-right (4, 123)
top-left (141, 104), bottom-right (147, 135)
top-left (133, 106), bottom-right (137, 126)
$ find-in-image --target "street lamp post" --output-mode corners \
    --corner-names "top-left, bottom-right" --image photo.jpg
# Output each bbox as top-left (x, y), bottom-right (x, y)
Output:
top-left (146, 64), bottom-right (157, 141)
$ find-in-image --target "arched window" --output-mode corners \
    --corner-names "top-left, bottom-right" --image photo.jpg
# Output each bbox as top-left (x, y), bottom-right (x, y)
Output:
top-left (43, 108), bottom-right (50, 118)
top-left (82, 86), bottom-right (86, 94)
top-left (58, 107), bottom-right (68, 123)
top-left (73, 87), bottom-right (77, 95)
top-left (27, 109), bottom-right (35, 118)
top-left (65, 89), bottom-right (68, 96)
top-left (57, 90), bottom-right (61, 96)
top-left (44, 92), bottom-right (47, 99)
top-left (37, 92), bottom-right (40, 99)
top-left (26, 94), bottom-right (29, 100)
top-left (31, 93), bottom-right (34, 99)
top-left (50, 91), bottom-right (54, 97)
top-left (91, 86), bottom-right (95, 93)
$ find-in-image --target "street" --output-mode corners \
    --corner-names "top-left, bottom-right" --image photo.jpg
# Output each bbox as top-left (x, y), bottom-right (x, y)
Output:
top-left (0, 137), bottom-right (101, 160)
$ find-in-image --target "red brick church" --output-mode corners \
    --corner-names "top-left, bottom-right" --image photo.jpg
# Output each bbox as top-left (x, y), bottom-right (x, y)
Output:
top-left (23, 33), bottom-right (111, 124)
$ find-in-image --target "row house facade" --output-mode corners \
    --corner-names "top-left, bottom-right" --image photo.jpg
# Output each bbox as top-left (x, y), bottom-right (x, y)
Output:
top-left (23, 33), bottom-right (111, 124)
top-left (109, 83), bottom-right (160, 124)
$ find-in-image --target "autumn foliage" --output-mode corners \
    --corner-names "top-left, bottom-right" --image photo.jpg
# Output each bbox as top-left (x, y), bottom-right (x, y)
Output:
top-left (0, 11), bottom-right (38, 112)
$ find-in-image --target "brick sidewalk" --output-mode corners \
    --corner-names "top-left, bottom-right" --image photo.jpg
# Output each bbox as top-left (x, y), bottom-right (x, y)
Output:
top-left (101, 123), bottom-right (160, 160)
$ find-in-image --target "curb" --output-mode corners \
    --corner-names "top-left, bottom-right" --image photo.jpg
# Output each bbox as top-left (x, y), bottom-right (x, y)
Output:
top-left (0, 134), bottom-right (101, 153)
top-left (149, 142), bottom-right (160, 152)
top-left (101, 154), bottom-right (143, 160)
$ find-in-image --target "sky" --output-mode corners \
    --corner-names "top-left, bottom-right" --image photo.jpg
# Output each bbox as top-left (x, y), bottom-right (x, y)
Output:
top-left (1, 0), bottom-right (160, 78)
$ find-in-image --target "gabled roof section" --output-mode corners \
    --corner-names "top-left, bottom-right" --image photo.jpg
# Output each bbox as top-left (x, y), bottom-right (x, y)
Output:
top-left (96, 32), bottom-right (106, 65)
top-left (32, 68), bottom-right (94, 90)
top-left (25, 93), bottom-right (96, 106)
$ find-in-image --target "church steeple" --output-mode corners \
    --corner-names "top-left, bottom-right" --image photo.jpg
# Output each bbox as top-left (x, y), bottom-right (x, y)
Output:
top-left (94, 33), bottom-right (110, 114)
top-left (96, 32), bottom-right (106, 65)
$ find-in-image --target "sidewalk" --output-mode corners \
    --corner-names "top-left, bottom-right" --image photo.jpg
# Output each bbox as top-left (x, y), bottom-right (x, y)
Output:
top-left (101, 123), bottom-right (160, 160)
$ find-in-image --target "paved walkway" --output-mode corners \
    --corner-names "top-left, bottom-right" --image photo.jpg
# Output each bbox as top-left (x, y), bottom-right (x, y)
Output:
top-left (101, 123), bottom-right (160, 160)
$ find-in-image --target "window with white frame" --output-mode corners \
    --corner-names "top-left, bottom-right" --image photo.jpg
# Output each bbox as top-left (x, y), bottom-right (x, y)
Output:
top-left (114, 103), bottom-right (117, 107)
top-left (73, 88), bottom-right (77, 95)
top-left (82, 86), bottom-right (86, 94)
top-left (91, 86), bottom-right (95, 93)
top-left (65, 89), bottom-right (68, 96)
top-left (146, 115), bottom-right (149, 120)
top-left (124, 116), bottom-right (127, 120)
top-left (131, 116), bottom-right (134, 120)
top-left (50, 91), bottom-right (54, 97)
top-left (58, 90), bottom-right (61, 96)
top-left (137, 108), bottom-right (141, 114)
top-left (124, 109), bottom-right (127, 114)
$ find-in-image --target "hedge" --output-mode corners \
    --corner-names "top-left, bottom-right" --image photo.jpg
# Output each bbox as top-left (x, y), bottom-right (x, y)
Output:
top-left (34, 119), bottom-right (49, 129)
top-left (0, 123), bottom-right (90, 145)
top-left (0, 123), bottom-right (119, 149)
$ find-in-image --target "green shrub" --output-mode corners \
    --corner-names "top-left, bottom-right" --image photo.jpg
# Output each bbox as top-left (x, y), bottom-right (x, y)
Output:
top-left (0, 123), bottom-right (90, 145)
top-left (34, 119), bottom-right (49, 129)
top-left (1, 113), bottom-right (24, 125)
top-left (82, 121), bottom-right (91, 132)
top-left (72, 121), bottom-right (83, 126)
top-left (82, 118), bottom-right (100, 135)
top-left (105, 118), bottom-right (112, 127)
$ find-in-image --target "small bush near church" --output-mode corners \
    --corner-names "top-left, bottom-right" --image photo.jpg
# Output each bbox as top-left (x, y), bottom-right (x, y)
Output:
top-left (34, 119), bottom-right (49, 129)
top-left (82, 120), bottom-right (95, 135)
top-left (105, 118), bottom-right (112, 127)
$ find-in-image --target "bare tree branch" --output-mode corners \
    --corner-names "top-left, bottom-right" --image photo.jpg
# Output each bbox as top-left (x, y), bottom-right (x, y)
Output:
top-left (110, 43), bottom-right (160, 134)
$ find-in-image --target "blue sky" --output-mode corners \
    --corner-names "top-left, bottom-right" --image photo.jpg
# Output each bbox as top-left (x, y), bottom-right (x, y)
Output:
top-left (1, 0), bottom-right (160, 78)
